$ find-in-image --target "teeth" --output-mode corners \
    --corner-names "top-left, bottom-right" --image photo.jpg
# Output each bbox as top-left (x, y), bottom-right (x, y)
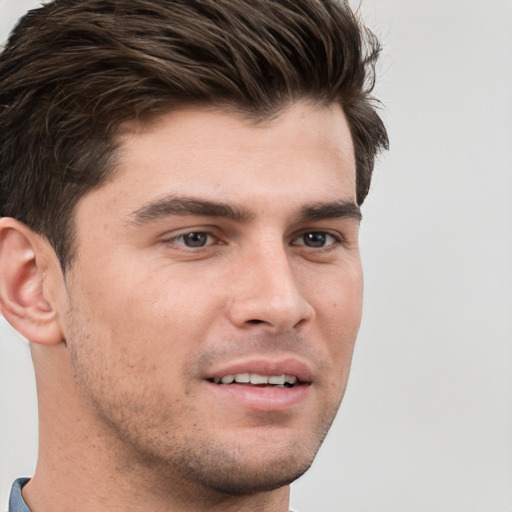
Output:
top-left (249, 373), bottom-right (268, 385)
top-left (284, 375), bottom-right (297, 385)
top-left (268, 375), bottom-right (286, 385)
top-left (215, 373), bottom-right (298, 386)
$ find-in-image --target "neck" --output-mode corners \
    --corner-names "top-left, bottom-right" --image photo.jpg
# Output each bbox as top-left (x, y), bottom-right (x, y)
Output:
top-left (24, 344), bottom-right (290, 512)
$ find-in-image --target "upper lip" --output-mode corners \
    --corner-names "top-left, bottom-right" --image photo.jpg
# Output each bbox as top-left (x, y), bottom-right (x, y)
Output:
top-left (204, 356), bottom-right (313, 383)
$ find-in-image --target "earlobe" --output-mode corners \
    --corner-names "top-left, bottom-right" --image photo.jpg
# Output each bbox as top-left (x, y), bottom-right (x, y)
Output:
top-left (0, 218), bottom-right (64, 345)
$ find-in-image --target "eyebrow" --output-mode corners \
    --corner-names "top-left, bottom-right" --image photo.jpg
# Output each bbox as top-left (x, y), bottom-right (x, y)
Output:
top-left (129, 196), bottom-right (361, 225)
top-left (297, 200), bottom-right (362, 223)
top-left (130, 196), bottom-right (253, 224)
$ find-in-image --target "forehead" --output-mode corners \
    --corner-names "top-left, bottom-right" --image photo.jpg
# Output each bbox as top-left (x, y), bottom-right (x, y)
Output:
top-left (75, 101), bottom-right (357, 232)
top-left (114, 101), bottom-right (355, 197)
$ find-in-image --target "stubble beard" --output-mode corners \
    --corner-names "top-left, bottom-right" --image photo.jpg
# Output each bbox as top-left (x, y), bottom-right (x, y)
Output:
top-left (64, 304), bottom-right (345, 499)
top-left (68, 344), bottom-right (342, 500)
top-left (69, 362), bottom-right (341, 499)
top-left (103, 409), bottom-right (339, 499)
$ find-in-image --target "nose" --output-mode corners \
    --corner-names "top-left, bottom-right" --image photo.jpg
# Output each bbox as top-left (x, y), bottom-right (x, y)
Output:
top-left (227, 244), bottom-right (315, 334)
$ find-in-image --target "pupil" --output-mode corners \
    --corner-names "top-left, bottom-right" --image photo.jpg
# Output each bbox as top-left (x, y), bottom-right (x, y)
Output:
top-left (304, 232), bottom-right (326, 247)
top-left (185, 232), bottom-right (207, 247)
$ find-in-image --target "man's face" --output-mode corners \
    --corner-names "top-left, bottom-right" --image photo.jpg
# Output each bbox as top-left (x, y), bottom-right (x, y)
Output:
top-left (59, 101), bottom-right (362, 494)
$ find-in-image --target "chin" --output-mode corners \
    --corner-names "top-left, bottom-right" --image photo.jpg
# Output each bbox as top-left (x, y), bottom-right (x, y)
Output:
top-left (160, 432), bottom-right (322, 496)
top-left (180, 448), bottom-right (316, 495)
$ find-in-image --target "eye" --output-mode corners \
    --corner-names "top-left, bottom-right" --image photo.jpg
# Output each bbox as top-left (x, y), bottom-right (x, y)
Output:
top-left (170, 231), bottom-right (215, 248)
top-left (293, 231), bottom-right (340, 248)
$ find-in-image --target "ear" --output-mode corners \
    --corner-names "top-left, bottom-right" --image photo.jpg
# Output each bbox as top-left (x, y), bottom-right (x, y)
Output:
top-left (0, 218), bottom-right (64, 345)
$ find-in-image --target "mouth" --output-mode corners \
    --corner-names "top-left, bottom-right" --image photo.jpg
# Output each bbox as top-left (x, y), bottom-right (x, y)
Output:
top-left (207, 372), bottom-right (299, 388)
top-left (203, 358), bottom-right (313, 412)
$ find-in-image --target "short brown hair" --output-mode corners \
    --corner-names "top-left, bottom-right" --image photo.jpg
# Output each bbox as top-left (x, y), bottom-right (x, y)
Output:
top-left (0, 0), bottom-right (388, 268)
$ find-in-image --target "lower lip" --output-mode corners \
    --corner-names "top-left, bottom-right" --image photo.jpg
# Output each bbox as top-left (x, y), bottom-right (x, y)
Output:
top-left (205, 381), bottom-right (311, 413)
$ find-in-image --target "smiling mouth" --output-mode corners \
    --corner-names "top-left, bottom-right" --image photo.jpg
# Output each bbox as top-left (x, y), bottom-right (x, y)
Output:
top-left (207, 372), bottom-right (299, 388)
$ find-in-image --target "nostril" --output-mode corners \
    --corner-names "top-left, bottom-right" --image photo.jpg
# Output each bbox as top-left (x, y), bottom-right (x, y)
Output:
top-left (247, 319), bottom-right (264, 325)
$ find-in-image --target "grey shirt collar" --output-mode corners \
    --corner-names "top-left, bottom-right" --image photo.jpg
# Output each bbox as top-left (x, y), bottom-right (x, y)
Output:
top-left (8, 478), bottom-right (31, 512)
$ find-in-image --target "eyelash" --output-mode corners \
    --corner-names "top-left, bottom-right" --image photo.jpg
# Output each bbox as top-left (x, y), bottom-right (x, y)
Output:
top-left (291, 231), bottom-right (343, 249)
top-left (165, 230), bottom-right (344, 250)
top-left (167, 231), bottom-right (219, 248)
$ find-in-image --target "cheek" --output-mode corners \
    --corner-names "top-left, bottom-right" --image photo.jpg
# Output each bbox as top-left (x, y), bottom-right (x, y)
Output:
top-left (312, 260), bottom-right (363, 323)
top-left (75, 270), bottom-right (224, 379)
top-left (75, 256), bottom-right (215, 327)
top-left (310, 264), bottom-right (363, 366)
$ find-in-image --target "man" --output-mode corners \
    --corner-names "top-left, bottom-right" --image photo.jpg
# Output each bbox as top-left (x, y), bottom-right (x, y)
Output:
top-left (0, 0), bottom-right (388, 511)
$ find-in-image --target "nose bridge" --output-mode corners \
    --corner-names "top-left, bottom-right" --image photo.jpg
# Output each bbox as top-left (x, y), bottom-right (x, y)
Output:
top-left (228, 239), bottom-right (314, 333)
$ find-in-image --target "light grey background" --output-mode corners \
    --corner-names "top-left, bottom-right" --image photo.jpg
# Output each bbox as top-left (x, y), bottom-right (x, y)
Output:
top-left (1, 0), bottom-right (511, 510)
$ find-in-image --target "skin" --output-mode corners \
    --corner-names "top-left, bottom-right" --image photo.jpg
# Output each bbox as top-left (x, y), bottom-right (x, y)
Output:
top-left (0, 100), bottom-right (362, 512)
